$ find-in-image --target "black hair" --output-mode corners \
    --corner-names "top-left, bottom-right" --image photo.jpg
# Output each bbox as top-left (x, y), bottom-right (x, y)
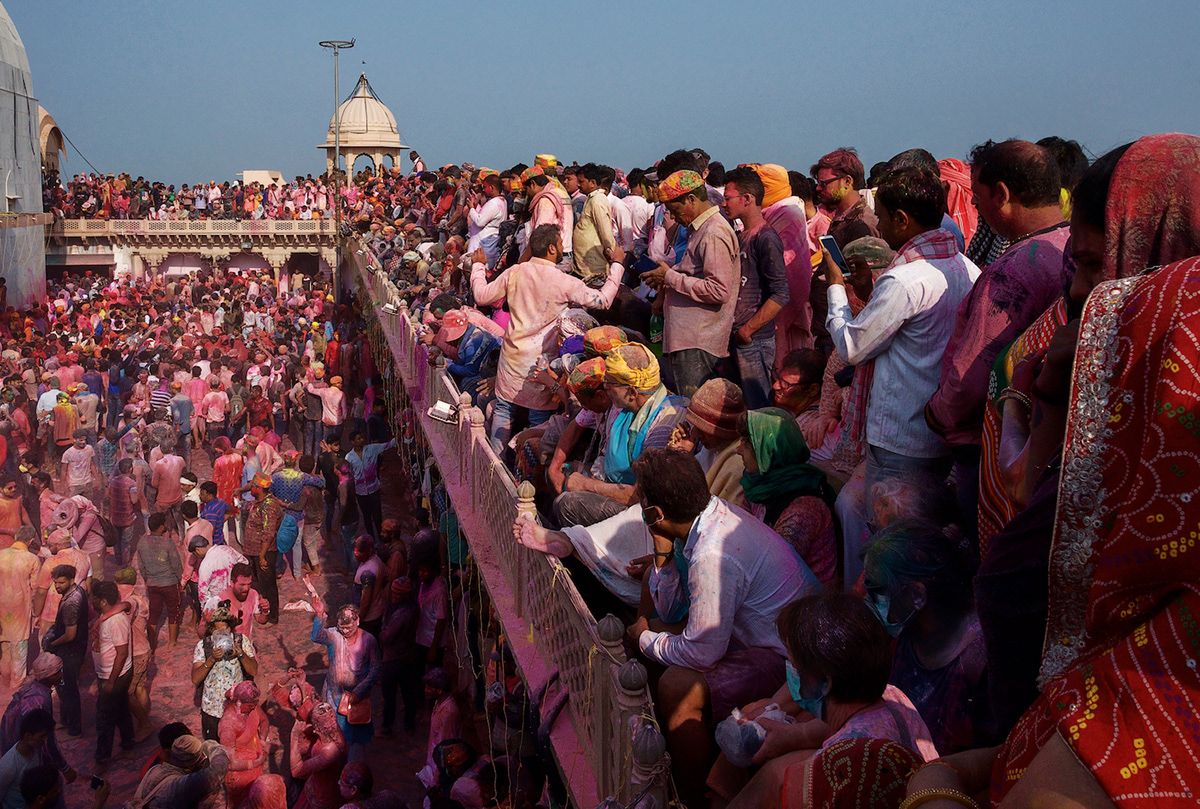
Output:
top-left (632, 448), bottom-right (711, 523)
top-left (580, 163), bottom-right (605, 184)
top-left (529, 224), bottom-right (561, 259)
top-left (19, 765), bottom-right (59, 804)
top-left (887, 148), bottom-right (939, 174)
top-left (1071, 142), bottom-right (1134, 232)
top-left (148, 512), bottom-right (167, 532)
top-left (19, 708), bottom-right (55, 738)
top-left (657, 149), bottom-right (702, 178)
top-left (875, 168), bottom-right (947, 229)
top-left (969, 139), bottom-right (1061, 207)
top-left (723, 166), bottom-right (766, 206)
top-left (158, 721), bottom-right (191, 751)
top-left (180, 500), bottom-right (199, 519)
top-left (705, 161), bottom-right (726, 188)
top-left (787, 168), bottom-right (816, 201)
top-left (777, 593), bottom-right (891, 705)
top-left (1036, 136), bottom-right (1090, 191)
top-left (779, 348), bottom-right (827, 386)
top-left (51, 564), bottom-right (75, 580)
top-left (92, 580), bottom-right (119, 606)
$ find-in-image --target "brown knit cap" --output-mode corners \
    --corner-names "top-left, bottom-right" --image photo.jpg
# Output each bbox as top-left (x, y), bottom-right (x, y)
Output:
top-left (685, 379), bottom-right (746, 443)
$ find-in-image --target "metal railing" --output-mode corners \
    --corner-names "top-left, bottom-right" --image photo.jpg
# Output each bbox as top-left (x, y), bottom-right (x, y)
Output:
top-left (355, 255), bottom-right (670, 809)
top-left (54, 218), bottom-right (337, 236)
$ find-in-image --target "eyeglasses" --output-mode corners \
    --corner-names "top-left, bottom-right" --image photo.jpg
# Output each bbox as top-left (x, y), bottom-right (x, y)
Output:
top-left (722, 192), bottom-right (749, 203)
top-left (770, 368), bottom-right (803, 388)
top-left (814, 175), bottom-right (846, 188)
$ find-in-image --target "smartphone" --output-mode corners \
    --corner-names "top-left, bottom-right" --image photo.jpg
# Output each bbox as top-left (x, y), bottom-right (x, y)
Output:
top-left (632, 253), bottom-right (658, 275)
top-left (819, 235), bottom-right (850, 277)
top-left (90, 775), bottom-right (105, 791)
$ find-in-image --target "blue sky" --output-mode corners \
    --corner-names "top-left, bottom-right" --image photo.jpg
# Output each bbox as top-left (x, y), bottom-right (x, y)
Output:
top-left (12, 0), bottom-right (1200, 185)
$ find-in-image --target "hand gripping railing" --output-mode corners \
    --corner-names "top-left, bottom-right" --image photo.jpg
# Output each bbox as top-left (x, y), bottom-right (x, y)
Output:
top-left (354, 254), bottom-right (670, 809)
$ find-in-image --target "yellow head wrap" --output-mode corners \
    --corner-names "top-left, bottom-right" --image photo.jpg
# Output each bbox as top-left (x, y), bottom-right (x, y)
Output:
top-left (604, 344), bottom-right (660, 394)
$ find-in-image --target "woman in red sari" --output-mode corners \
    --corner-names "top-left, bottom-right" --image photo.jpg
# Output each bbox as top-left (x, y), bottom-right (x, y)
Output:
top-left (906, 133), bottom-right (1200, 808)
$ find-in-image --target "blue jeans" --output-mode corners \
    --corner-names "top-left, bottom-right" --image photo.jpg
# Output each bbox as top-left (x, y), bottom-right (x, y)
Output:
top-left (863, 444), bottom-right (952, 517)
top-left (734, 334), bottom-right (777, 410)
top-left (666, 348), bottom-right (721, 399)
top-left (303, 420), bottom-right (321, 457)
top-left (114, 523), bottom-right (136, 566)
top-left (488, 398), bottom-right (554, 458)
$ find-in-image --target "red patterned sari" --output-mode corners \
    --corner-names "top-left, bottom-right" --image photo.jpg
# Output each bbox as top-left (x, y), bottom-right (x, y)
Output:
top-left (991, 256), bottom-right (1200, 806)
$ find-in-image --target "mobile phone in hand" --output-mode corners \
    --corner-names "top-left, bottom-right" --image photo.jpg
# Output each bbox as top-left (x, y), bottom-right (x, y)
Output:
top-left (819, 235), bottom-right (850, 277)
top-left (90, 775), bottom-right (105, 791)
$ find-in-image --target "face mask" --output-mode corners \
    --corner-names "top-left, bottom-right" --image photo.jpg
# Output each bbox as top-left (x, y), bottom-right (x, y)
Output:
top-left (785, 660), bottom-right (827, 720)
top-left (867, 592), bottom-right (913, 638)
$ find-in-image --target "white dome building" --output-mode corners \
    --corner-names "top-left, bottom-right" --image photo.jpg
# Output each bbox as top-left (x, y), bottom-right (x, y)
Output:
top-left (0, 1), bottom-right (47, 307)
top-left (320, 73), bottom-right (406, 175)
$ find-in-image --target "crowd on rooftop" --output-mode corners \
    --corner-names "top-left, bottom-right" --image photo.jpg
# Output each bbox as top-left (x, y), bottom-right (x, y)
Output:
top-left (5, 130), bottom-right (1200, 809)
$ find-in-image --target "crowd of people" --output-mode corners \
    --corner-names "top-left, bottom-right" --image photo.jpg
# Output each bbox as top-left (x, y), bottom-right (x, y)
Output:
top-left (0, 237), bottom-right (551, 807)
top-left (7, 129), bottom-right (1200, 809)
top-left (41, 149), bottom-right (423, 223)
top-left (353, 134), bottom-right (1200, 809)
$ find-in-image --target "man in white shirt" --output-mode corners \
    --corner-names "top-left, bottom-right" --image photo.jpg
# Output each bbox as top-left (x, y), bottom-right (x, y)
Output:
top-left (625, 448), bottom-right (819, 808)
top-left (823, 167), bottom-right (978, 515)
top-left (90, 581), bottom-right (135, 769)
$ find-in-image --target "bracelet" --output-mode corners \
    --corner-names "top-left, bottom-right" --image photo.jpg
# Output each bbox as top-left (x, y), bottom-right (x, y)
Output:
top-left (996, 387), bottom-right (1032, 411)
top-left (652, 550), bottom-right (674, 559)
top-left (915, 760), bottom-right (960, 779)
top-left (899, 788), bottom-right (979, 809)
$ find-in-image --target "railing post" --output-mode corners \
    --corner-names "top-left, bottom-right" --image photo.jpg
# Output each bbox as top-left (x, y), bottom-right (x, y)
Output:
top-left (514, 481), bottom-right (537, 617)
top-left (468, 406), bottom-right (486, 514)
top-left (613, 659), bottom-right (652, 804)
top-left (457, 392), bottom-right (472, 486)
top-left (630, 716), bottom-right (669, 809)
top-left (594, 615), bottom-right (625, 800)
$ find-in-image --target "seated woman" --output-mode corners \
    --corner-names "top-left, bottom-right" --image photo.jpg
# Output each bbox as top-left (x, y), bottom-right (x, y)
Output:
top-left (736, 408), bottom-right (838, 583)
top-left (863, 519), bottom-right (995, 753)
top-left (219, 680), bottom-right (269, 807)
top-left (716, 591), bottom-right (937, 808)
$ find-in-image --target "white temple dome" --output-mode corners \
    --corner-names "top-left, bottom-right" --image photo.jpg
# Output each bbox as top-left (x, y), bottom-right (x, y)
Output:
top-left (323, 73), bottom-right (405, 150)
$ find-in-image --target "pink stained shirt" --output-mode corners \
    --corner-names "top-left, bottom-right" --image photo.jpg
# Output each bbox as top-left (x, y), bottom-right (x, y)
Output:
top-left (184, 377), bottom-right (208, 407)
top-left (470, 257), bottom-right (621, 410)
top-left (305, 383), bottom-right (347, 426)
top-left (151, 454), bottom-right (187, 508)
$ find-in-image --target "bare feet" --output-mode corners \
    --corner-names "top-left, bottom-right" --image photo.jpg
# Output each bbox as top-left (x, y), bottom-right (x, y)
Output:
top-left (512, 517), bottom-right (573, 558)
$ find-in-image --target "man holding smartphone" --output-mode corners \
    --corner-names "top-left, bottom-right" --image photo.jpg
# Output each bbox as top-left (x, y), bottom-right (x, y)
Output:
top-left (823, 168), bottom-right (978, 519)
top-left (721, 168), bottom-right (791, 409)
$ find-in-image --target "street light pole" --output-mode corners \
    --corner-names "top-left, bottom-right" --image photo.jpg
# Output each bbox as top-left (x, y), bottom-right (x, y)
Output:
top-left (320, 39), bottom-right (354, 304)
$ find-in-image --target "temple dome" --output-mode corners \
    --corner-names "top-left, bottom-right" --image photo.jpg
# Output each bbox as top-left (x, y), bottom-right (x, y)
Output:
top-left (323, 73), bottom-right (405, 150)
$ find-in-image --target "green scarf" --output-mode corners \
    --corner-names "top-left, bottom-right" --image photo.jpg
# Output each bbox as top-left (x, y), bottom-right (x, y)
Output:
top-left (740, 407), bottom-right (827, 519)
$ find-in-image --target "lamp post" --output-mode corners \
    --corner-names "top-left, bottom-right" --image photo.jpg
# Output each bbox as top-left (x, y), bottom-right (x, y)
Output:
top-left (320, 38), bottom-right (354, 303)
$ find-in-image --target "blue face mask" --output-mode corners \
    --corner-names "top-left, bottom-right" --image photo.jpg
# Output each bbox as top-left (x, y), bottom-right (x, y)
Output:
top-left (785, 660), bottom-right (827, 720)
top-left (867, 592), bottom-right (912, 638)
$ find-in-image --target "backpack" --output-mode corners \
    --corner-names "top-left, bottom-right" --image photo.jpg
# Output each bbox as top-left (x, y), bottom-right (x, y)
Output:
top-left (97, 512), bottom-right (120, 548)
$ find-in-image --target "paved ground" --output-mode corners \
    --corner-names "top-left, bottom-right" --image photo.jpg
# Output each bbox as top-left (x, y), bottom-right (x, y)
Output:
top-left (0, 436), bottom-right (475, 806)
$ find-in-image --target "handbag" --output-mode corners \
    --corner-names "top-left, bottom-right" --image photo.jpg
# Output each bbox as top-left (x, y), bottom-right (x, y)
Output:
top-left (338, 691), bottom-right (371, 724)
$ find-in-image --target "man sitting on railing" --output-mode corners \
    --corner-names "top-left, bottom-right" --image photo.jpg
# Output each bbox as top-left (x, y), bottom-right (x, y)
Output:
top-left (623, 448), bottom-right (822, 809)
